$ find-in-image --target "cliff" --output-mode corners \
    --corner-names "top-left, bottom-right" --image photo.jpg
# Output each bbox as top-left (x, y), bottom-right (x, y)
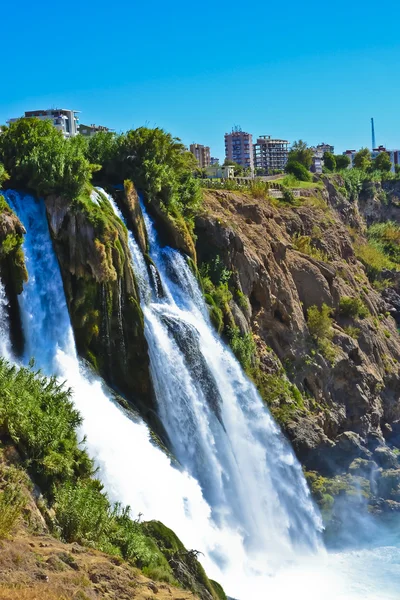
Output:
top-left (194, 179), bottom-right (400, 517)
top-left (0, 196), bottom-right (27, 353)
top-left (44, 187), bottom-right (155, 421)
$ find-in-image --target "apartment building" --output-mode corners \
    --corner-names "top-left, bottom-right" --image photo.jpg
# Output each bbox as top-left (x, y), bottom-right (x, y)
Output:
top-left (253, 135), bottom-right (289, 174)
top-left (190, 143), bottom-right (211, 168)
top-left (210, 157), bottom-right (220, 165)
top-left (372, 146), bottom-right (400, 172)
top-left (79, 123), bottom-right (111, 137)
top-left (311, 143), bottom-right (335, 156)
top-left (343, 147), bottom-right (400, 172)
top-left (224, 129), bottom-right (254, 171)
top-left (7, 108), bottom-right (80, 138)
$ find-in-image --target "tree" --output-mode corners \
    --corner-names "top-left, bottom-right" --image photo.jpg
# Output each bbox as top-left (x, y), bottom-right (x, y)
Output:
top-left (353, 147), bottom-right (372, 171)
top-left (335, 154), bottom-right (351, 170)
top-left (285, 160), bottom-right (312, 182)
top-left (288, 140), bottom-right (313, 169)
top-left (0, 119), bottom-right (93, 198)
top-left (223, 160), bottom-right (244, 176)
top-left (323, 152), bottom-right (336, 171)
top-left (114, 127), bottom-right (201, 217)
top-left (374, 152), bottom-right (392, 173)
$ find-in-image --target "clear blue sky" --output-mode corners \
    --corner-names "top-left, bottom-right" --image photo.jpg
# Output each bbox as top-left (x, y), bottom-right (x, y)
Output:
top-left (2, 0), bottom-right (400, 159)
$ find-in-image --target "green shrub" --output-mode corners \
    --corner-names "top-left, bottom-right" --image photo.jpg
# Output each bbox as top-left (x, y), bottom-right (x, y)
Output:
top-left (292, 234), bottom-right (328, 261)
top-left (0, 163), bottom-right (9, 188)
top-left (339, 296), bottom-right (369, 318)
top-left (0, 360), bottom-right (93, 492)
top-left (307, 304), bottom-right (337, 362)
top-left (354, 240), bottom-right (396, 280)
top-left (285, 161), bottom-right (312, 182)
top-left (367, 221), bottom-right (400, 264)
top-left (249, 180), bottom-right (269, 199)
top-left (227, 326), bottom-right (256, 372)
top-left (307, 304), bottom-right (333, 340)
top-left (282, 187), bottom-right (296, 204)
top-left (0, 462), bottom-right (29, 539)
top-left (343, 325), bottom-right (361, 339)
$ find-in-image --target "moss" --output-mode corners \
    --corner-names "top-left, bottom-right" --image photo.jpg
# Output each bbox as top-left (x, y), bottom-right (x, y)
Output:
top-left (251, 371), bottom-right (307, 425)
top-left (210, 580), bottom-right (227, 600)
top-left (143, 521), bottom-right (224, 600)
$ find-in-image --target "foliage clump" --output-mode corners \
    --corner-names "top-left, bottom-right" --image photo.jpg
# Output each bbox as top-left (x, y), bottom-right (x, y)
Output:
top-left (87, 127), bottom-right (201, 224)
top-left (307, 303), bottom-right (337, 363)
top-left (338, 296), bottom-right (369, 319)
top-left (0, 359), bottom-right (225, 595)
top-left (0, 119), bottom-right (96, 198)
top-left (292, 234), bottom-right (328, 261)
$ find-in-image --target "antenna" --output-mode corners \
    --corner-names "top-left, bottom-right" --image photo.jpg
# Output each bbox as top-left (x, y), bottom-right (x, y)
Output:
top-left (371, 118), bottom-right (376, 150)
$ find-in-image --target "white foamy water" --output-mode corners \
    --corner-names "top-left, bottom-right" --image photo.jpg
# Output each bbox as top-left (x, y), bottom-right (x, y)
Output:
top-left (1, 188), bottom-right (399, 599)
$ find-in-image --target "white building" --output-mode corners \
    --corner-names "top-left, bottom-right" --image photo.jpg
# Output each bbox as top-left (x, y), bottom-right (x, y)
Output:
top-left (7, 108), bottom-right (80, 138)
top-left (343, 147), bottom-right (400, 172)
top-left (371, 146), bottom-right (400, 173)
top-left (206, 165), bottom-right (235, 179)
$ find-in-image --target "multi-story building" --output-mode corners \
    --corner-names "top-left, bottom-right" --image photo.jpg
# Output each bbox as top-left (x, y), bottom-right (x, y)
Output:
top-left (79, 123), bottom-right (111, 137)
top-left (372, 146), bottom-right (400, 172)
top-left (190, 143), bottom-right (211, 168)
top-left (224, 128), bottom-right (254, 172)
top-left (7, 108), bottom-right (80, 138)
top-left (311, 142), bottom-right (335, 156)
top-left (210, 157), bottom-right (220, 165)
top-left (344, 147), bottom-right (400, 171)
top-left (253, 135), bottom-right (289, 174)
top-left (343, 149), bottom-right (357, 167)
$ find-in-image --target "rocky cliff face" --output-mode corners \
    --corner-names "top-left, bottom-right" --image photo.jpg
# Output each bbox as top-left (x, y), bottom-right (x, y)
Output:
top-left (194, 181), bottom-right (400, 515)
top-left (0, 197), bottom-right (27, 353)
top-left (44, 188), bottom-right (154, 420)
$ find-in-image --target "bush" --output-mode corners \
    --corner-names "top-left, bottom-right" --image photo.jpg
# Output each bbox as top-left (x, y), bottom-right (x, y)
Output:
top-left (324, 152), bottom-right (336, 171)
top-left (307, 303), bottom-right (333, 339)
top-left (367, 221), bottom-right (400, 263)
top-left (285, 161), bottom-right (312, 182)
top-left (0, 163), bottom-right (9, 188)
top-left (292, 234), bottom-right (328, 261)
top-left (339, 296), bottom-right (369, 318)
top-left (335, 154), bottom-right (351, 170)
top-left (227, 326), bottom-right (256, 371)
top-left (307, 304), bottom-right (337, 362)
top-left (0, 360), bottom-right (93, 492)
top-left (0, 462), bottom-right (29, 539)
top-left (343, 325), bottom-right (361, 339)
top-left (355, 240), bottom-right (396, 280)
top-left (249, 180), bottom-right (269, 199)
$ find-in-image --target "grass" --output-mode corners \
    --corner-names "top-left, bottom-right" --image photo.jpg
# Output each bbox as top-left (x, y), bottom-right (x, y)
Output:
top-left (292, 234), bottom-right (329, 262)
top-left (273, 175), bottom-right (324, 190)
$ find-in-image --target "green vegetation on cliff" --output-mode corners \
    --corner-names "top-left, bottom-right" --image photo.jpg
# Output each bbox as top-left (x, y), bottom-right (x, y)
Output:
top-left (0, 358), bottom-right (224, 598)
top-left (0, 119), bottom-right (97, 198)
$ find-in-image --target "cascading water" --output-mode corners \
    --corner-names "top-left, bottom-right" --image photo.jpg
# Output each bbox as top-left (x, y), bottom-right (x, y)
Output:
top-left (1, 187), bottom-right (400, 599)
top-left (105, 190), bottom-right (322, 556)
top-left (103, 189), bottom-right (400, 599)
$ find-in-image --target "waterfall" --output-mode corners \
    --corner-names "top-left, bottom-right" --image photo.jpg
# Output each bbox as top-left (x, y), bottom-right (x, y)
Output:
top-left (2, 187), bottom-right (400, 600)
top-left (0, 279), bottom-right (11, 359)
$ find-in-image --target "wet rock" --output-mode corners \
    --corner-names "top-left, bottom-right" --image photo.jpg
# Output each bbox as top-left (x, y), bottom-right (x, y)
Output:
top-left (373, 446), bottom-right (399, 469)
